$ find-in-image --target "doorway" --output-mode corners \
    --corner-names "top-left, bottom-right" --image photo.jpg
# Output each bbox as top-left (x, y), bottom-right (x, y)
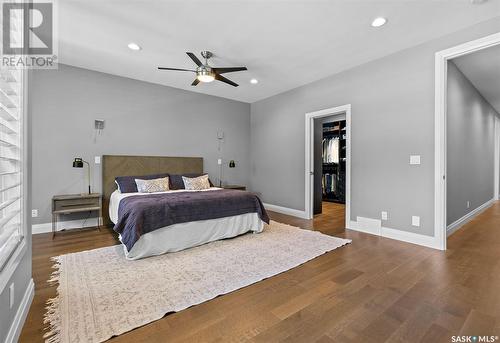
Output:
top-left (305, 104), bottom-right (351, 229)
top-left (435, 32), bottom-right (500, 250)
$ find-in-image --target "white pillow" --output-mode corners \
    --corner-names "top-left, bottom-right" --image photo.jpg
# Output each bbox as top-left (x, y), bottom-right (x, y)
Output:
top-left (135, 177), bottom-right (170, 193)
top-left (115, 180), bottom-right (122, 193)
top-left (182, 174), bottom-right (210, 190)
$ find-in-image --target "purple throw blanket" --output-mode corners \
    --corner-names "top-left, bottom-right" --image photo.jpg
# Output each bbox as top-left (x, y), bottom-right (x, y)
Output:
top-left (114, 189), bottom-right (269, 251)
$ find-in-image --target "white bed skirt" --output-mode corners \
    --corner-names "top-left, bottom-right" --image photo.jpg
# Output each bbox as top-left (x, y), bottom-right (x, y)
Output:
top-left (120, 213), bottom-right (265, 260)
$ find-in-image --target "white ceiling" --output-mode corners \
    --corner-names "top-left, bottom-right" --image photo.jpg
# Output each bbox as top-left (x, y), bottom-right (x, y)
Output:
top-left (59, 0), bottom-right (500, 103)
top-left (453, 44), bottom-right (500, 114)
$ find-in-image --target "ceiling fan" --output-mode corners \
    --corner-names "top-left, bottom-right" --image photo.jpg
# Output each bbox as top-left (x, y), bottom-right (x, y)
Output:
top-left (158, 51), bottom-right (247, 87)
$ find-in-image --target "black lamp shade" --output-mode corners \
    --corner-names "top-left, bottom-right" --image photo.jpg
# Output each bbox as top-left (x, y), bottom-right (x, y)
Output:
top-left (73, 158), bottom-right (84, 168)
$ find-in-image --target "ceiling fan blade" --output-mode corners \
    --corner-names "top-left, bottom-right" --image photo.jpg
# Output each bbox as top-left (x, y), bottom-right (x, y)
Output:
top-left (186, 52), bottom-right (203, 66)
top-left (213, 67), bottom-right (247, 74)
top-left (191, 78), bottom-right (200, 86)
top-left (215, 74), bottom-right (238, 87)
top-left (158, 67), bottom-right (195, 72)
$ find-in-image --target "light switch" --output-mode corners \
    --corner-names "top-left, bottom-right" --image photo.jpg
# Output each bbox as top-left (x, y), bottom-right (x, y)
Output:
top-left (217, 159), bottom-right (222, 165)
top-left (381, 211), bottom-right (388, 221)
top-left (95, 156), bottom-right (101, 164)
top-left (409, 155), bottom-right (421, 165)
top-left (412, 216), bottom-right (420, 227)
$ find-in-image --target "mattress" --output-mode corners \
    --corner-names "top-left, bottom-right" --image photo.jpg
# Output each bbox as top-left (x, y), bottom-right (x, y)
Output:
top-left (109, 188), bottom-right (265, 260)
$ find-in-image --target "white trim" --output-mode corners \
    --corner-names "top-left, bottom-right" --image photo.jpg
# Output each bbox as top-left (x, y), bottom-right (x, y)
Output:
top-left (348, 217), bottom-right (440, 249)
top-left (435, 32), bottom-right (500, 251)
top-left (446, 199), bottom-right (494, 237)
top-left (263, 203), bottom-right (308, 219)
top-left (381, 226), bottom-right (442, 250)
top-left (32, 217), bottom-right (101, 235)
top-left (5, 278), bottom-right (34, 343)
top-left (494, 116), bottom-right (500, 201)
top-left (305, 104), bottom-right (351, 229)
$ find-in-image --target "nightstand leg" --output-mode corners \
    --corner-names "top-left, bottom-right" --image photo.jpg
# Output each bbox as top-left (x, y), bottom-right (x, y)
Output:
top-left (98, 207), bottom-right (102, 231)
top-left (52, 213), bottom-right (56, 239)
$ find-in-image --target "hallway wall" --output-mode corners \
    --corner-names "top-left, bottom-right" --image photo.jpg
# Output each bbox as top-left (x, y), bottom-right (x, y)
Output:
top-left (446, 61), bottom-right (500, 226)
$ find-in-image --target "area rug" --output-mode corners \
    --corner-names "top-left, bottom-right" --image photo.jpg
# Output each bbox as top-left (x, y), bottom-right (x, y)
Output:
top-left (44, 220), bottom-right (351, 343)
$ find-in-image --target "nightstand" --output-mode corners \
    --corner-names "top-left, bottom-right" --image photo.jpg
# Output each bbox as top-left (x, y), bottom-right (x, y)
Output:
top-left (221, 185), bottom-right (246, 191)
top-left (52, 193), bottom-right (102, 238)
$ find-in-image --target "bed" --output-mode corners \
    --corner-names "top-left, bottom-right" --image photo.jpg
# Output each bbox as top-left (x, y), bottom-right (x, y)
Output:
top-left (103, 155), bottom-right (269, 260)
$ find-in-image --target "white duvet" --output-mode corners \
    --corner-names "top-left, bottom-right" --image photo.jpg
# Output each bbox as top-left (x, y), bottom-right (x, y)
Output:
top-left (109, 187), bottom-right (265, 260)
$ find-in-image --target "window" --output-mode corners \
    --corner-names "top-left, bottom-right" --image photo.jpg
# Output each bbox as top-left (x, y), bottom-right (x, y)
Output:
top-left (0, 65), bottom-right (24, 271)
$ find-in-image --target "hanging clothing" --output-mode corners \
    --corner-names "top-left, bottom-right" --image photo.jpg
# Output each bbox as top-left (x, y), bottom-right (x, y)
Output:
top-left (322, 137), bottom-right (339, 163)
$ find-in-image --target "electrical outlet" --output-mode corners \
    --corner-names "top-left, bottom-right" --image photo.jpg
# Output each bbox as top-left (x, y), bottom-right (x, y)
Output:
top-left (95, 156), bottom-right (101, 164)
top-left (467, 201), bottom-right (470, 209)
top-left (9, 283), bottom-right (14, 309)
top-left (412, 216), bottom-right (420, 227)
top-left (381, 211), bottom-right (388, 221)
top-left (31, 209), bottom-right (38, 218)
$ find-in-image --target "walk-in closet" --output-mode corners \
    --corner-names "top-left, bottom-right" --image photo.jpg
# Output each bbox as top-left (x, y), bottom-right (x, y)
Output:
top-left (322, 119), bottom-right (346, 204)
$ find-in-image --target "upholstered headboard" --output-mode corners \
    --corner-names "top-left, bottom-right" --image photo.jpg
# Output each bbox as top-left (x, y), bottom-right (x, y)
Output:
top-left (102, 155), bottom-right (203, 225)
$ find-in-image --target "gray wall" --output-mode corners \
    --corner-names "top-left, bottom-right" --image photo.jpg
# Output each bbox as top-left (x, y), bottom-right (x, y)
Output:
top-left (30, 64), bottom-right (251, 225)
top-left (250, 17), bottom-right (500, 237)
top-left (0, 73), bottom-right (32, 343)
top-left (446, 61), bottom-right (498, 226)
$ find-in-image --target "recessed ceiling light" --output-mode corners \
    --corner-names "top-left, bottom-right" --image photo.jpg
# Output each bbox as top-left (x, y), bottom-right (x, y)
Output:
top-left (371, 17), bottom-right (387, 28)
top-left (127, 42), bottom-right (141, 51)
top-left (250, 78), bottom-right (258, 84)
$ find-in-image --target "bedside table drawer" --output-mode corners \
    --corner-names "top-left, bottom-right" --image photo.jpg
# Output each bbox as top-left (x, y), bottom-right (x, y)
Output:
top-left (54, 197), bottom-right (100, 212)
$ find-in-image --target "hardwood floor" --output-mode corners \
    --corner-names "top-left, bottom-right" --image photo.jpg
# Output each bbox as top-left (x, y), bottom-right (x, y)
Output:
top-left (20, 202), bottom-right (500, 342)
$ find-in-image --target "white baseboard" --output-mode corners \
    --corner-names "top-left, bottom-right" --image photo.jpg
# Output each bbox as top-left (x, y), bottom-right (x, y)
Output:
top-left (32, 217), bottom-right (101, 235)
top-left (263, 203), bottom-right (308, 219)
top-left (348, 217), bottom-right (440, 250)
top-left (381, 226), bottom-right (441, 249)
top-left (5, 278), bottom-right (34, 343)
top-left (447, 199), bottom-right (494, 237)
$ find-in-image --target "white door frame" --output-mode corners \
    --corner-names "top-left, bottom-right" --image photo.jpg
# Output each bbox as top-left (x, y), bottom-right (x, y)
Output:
top-left (305, 104), bottom-right (351, 228)
top-left (495, 116), bottom-right (500, 201)
top-left (434, 32), bottom-right (500, 250)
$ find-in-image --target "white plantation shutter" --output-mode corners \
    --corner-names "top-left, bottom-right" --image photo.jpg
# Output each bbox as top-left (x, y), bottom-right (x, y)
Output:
top-left (0, 0), bottom-right (25, 272)
top-left (0, 66), bottom-right (24, 270)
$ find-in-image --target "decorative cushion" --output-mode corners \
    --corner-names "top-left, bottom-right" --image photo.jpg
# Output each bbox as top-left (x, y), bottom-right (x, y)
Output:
top-left (182, 174), bottom-right (211, 190)
top-left (115, 173), bottom-right (169, 193)
top-left (135, 177), bottom-right (170, 193)
top-left (170, 173), bottom-right (213, 189)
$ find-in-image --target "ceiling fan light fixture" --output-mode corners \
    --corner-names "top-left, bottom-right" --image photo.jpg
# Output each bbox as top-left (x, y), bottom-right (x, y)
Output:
top-left (158, 51), bottom-right (246, 87)
top-left (197, 74), bottom-right (215, 83)
top-left (197, 68), bottom-right (215, 83)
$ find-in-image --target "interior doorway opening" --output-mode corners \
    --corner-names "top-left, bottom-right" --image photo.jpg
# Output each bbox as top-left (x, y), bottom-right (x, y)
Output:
top-left (435, 32), bottom-right (500, 250)
top-left (305, 105), bottom-right (351, 230)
